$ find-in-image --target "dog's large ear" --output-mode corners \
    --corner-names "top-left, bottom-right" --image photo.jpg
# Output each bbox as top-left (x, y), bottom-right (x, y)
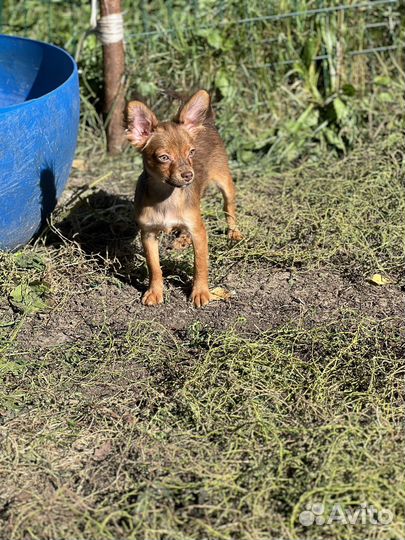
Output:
top-left (176, 90), bottom-right (213, 134)
top-left (126, 101), bottom-right (158, 148)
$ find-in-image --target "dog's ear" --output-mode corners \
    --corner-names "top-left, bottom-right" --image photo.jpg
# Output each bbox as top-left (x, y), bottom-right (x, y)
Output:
top-left (126, 101), bottom-right (158, 148)
top-left (176, 90), bottom-right (213, 134)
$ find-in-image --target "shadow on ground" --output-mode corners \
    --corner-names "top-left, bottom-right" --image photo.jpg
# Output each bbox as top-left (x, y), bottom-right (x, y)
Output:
top-left (43, 189), bottom-right (195, 295)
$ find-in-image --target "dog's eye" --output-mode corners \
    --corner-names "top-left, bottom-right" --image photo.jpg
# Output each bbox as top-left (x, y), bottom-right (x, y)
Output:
top-left (158, 154), bottom-right (170, 162)
top-left (189, 148), bottom-right (196, 158)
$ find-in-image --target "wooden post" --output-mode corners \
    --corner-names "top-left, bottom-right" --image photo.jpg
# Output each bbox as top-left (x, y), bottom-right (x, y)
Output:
top-left (99, 0), bottom-right (125, 155)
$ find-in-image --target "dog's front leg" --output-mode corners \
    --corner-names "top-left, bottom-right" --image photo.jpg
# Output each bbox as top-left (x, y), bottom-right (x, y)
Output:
top-left (189, 218), bottom-right (211, 308)
top-left (141, 231), bottom-right (164, 305)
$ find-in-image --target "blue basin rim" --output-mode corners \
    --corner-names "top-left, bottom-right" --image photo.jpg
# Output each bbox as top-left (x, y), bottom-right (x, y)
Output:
top-left (0, 35), bottom-right (80, 251)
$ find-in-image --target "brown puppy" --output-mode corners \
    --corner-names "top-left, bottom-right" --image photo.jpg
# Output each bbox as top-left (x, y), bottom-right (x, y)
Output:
top-left (127, 90), bottom-right (242, 308)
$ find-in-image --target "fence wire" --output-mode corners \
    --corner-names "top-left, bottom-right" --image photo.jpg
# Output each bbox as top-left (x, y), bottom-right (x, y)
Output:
top-left (1, 0), bottom-right (402, 118)
top-left (2, 1), bottom-right (402, 160)
top-left (1, 0), bottom-right (401, 64)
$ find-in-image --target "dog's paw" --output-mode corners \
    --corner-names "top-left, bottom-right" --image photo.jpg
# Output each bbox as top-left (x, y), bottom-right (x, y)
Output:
top-left (172, 232), bottom-right (192, 250)
top-left (228, 229), bottom-right (243, 242)
top-left (142, 288), bottom-right (164, 306)
top-left (191, 287), bottom-right (211, 308)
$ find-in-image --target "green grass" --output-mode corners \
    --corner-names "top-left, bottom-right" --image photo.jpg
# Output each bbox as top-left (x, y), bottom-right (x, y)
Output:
top-left (0, 134), bottom-right (404, 539)
top-left (1, 3), bottom-right (404, 536)
top-left (1, 318), bottom-right (404, 539)
top-left (191, 133), bottom-right (405, 281)
top-left (3, 0), bottom-right (404, 162)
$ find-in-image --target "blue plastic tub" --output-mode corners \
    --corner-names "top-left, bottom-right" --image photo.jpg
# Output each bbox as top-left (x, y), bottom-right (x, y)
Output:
top-left (0, 35), bottom-right (80, 251)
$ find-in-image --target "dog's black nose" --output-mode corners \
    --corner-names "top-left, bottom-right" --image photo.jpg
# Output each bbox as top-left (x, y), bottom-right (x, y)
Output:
top-left (181, 171), bottom-right (194, 182)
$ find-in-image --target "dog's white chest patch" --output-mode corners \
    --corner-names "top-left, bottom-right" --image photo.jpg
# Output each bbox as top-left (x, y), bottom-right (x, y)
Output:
top-left (139, 192), bottom-right (186, 233)
top-left (154, 211), bottom-right (182, 233)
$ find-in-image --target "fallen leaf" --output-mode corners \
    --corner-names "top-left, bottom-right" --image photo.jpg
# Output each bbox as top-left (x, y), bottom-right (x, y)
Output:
top-left (14, 252), bottom-right (46, 271)
top-left (209, 287), bottom-right (231, 301)
top-left (72, 159), bottom-right (87, 171)
top-left (10, 282), bottom-right (50, 313)
top-left (93, 440), bottom-right (112, 461)
top-left (369, 274), bottom-right (392, 286)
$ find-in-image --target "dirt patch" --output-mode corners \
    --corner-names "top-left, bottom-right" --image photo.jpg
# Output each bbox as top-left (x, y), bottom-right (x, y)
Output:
top-left (14, 263), bottom-right (405, 352)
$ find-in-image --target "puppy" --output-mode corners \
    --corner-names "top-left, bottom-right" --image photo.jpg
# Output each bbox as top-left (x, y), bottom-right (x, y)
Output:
top-left (126, 90), bottom-right (242, 307)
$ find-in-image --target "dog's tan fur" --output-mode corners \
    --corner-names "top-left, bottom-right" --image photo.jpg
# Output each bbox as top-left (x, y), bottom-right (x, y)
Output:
top-left (127, 90), bottom-right (242, 307)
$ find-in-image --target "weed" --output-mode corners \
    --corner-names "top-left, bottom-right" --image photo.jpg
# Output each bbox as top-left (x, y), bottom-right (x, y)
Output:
top-left (2, 0), bottom-right (404, 161)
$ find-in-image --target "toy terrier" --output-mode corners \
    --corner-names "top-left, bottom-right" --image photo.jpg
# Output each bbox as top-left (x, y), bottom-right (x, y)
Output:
top-left (126, 90), bottom-right (242, 307)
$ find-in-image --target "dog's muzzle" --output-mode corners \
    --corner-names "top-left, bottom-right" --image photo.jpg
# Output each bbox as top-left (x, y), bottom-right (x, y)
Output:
top-left (166, 173), bottom-right (194, 188)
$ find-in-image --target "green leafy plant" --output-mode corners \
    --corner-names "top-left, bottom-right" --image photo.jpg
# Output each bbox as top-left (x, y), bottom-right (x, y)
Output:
top-left (2, 0), bottom-right (403, 164)
top-left (10, 282), bottom-right (50, 314)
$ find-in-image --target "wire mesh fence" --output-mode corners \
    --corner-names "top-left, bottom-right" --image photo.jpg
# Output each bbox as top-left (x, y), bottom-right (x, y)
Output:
top-left (2, 1), bottom-right (401, 70)
top-left (2, 1), bottom-right (403, 161)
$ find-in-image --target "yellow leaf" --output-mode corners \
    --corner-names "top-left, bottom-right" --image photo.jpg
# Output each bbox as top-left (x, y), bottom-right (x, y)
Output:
top-left (72, 159), bottom-right (87, 171)
top-left (369, 274), bottom-right (392, 286)
top-left (209, 287), bottom-right (231, 301)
